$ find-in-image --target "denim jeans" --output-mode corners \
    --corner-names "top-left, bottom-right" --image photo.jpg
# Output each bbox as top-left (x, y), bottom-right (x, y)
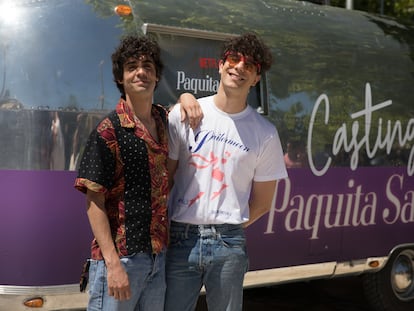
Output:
top-left (165, 221), bottom-right (248, 311)
top-left (87, 251), bottom-right (166, 311)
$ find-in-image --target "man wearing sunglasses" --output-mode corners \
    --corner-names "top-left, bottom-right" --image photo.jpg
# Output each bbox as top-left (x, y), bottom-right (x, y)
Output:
top-left (165, 32), bottom-right (288, 311)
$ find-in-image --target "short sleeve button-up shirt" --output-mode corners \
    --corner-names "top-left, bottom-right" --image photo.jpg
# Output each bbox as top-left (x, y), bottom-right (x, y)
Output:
top-left (74, 99), bottom-right (169, 259)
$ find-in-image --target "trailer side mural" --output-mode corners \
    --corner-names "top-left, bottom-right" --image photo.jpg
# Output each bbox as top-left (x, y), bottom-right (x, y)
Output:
top-left (0, 0), bottom-right (413, 310)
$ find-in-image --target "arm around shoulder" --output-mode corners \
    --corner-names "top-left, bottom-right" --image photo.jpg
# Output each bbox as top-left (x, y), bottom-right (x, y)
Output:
top-left (178, 92), bottom-right (203, 129)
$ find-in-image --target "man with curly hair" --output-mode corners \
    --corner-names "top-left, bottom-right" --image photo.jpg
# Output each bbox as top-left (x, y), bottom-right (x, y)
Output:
top-left (165, 32), bottom-right (288, 311)
top-left (74, 35), bottom-right (200, 311)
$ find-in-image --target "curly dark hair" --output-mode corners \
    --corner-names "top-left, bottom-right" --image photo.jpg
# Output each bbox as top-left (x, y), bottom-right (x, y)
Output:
top-left (111, 35), bottom-right (164, 97)
top-left (221, 32), bottom-right (272, 74)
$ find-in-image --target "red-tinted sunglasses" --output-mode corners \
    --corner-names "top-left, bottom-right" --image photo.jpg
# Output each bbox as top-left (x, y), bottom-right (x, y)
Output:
top-left (224, 51), bottom-right (261, 74)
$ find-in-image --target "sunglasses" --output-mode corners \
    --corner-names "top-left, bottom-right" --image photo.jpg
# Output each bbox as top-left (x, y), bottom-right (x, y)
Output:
top-left (224, 51), bottom-right (261, 74)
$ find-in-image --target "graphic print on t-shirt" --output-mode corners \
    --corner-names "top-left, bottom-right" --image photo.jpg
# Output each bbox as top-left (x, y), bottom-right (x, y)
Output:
top-left (187, 148), bottom-right (232, 206)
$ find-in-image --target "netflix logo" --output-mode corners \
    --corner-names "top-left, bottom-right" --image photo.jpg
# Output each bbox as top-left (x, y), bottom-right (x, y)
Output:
top-left (199, 57), bottom-right (219, 69)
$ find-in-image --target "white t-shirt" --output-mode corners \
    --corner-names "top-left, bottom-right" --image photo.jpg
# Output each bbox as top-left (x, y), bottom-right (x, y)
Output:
top-left (168, 95), bottom-right (287, 224)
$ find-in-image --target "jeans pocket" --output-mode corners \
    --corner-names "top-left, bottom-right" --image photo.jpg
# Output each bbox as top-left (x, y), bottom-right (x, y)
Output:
top-left (86, 259), bottom-right (106, 310)
top-left (219, 227), bottom-right (246, 249)
top-left (220, 235), bottom-right (246, 249)
top-left (88, 259), bottom-right (98, 285)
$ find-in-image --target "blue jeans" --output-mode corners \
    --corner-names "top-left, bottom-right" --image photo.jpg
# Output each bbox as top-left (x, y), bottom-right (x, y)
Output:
top-left (165, 222), bottom-right (248, 311)
top-left (87, 251), bottom-right (166, 311)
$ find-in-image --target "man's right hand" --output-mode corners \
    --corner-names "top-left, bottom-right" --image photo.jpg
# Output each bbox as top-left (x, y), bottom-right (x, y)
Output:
top-left (178, 92), bottom-right (203, 129)
top-left (86, 190), bottom-right (132, 301)
top-left (106, 260), bottom-right (131, 301)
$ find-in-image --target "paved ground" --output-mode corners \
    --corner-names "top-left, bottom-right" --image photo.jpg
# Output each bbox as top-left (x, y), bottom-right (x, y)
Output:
top-left (196, 276), bottom-right (372, 310)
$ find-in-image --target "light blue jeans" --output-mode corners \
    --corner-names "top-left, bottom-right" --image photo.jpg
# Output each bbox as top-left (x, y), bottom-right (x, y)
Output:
top-left (87, 251), bottom-right (166, 311)
top-left (165, 221), bottom-right (248, 311)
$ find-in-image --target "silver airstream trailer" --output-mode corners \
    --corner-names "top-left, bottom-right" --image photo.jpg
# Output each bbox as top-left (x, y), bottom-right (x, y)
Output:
top-left (0, 1), bottom-right (413, 310)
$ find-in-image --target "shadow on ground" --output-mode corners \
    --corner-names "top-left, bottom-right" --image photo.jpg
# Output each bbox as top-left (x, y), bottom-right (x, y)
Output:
top-left (196, 276), bottom-right (372, 311)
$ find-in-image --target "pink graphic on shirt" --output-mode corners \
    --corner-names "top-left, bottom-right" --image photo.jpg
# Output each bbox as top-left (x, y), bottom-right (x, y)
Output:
top-left (188, 151), bottom-right (231, 206)
top-left (211, 184), bottom-right (228, 200)
top-left (188, 192), bottom-right (205, 206)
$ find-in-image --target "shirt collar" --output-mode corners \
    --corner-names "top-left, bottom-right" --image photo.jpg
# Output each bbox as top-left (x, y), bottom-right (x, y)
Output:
top-left (115, 98), bottom-right (135, 128)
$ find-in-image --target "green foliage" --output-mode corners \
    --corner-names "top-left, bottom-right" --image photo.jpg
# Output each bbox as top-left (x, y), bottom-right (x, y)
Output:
top-left (84, 0), bottom-right (141, 35)
top-left (82, 0), bottom-right (414, 166)
top-left (302, 0), bottom-right (414, 21)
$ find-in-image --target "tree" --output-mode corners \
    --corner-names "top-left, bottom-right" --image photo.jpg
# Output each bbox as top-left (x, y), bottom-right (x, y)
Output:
top-left (301, 0), bottom-right (414, 20)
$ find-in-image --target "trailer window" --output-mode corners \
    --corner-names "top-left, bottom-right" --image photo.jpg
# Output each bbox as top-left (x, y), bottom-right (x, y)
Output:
top-left (144, 24), bottom-right (268, 114)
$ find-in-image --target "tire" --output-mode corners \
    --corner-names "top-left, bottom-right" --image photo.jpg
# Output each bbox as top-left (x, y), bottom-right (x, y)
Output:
top-left (363, 247), bottom-right (414, 311)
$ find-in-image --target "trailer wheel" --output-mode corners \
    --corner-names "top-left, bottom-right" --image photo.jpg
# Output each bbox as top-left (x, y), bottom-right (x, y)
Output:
top-left (363, 248), bottom-right (414, 311)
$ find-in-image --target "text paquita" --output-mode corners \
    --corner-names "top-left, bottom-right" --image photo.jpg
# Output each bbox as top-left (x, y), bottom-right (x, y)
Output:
top-left (265, 173), bottom-right (414, 239)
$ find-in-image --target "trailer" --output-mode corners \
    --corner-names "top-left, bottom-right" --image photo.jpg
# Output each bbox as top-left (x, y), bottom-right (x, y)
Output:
top-left (0, 0), bottom-right (413, 310)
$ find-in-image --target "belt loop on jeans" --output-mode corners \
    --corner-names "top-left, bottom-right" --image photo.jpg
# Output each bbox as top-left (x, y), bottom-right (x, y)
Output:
top-left (184, 223), bottom-right (190, 239)
top-left (211, 225), bottom-right (217, 237)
